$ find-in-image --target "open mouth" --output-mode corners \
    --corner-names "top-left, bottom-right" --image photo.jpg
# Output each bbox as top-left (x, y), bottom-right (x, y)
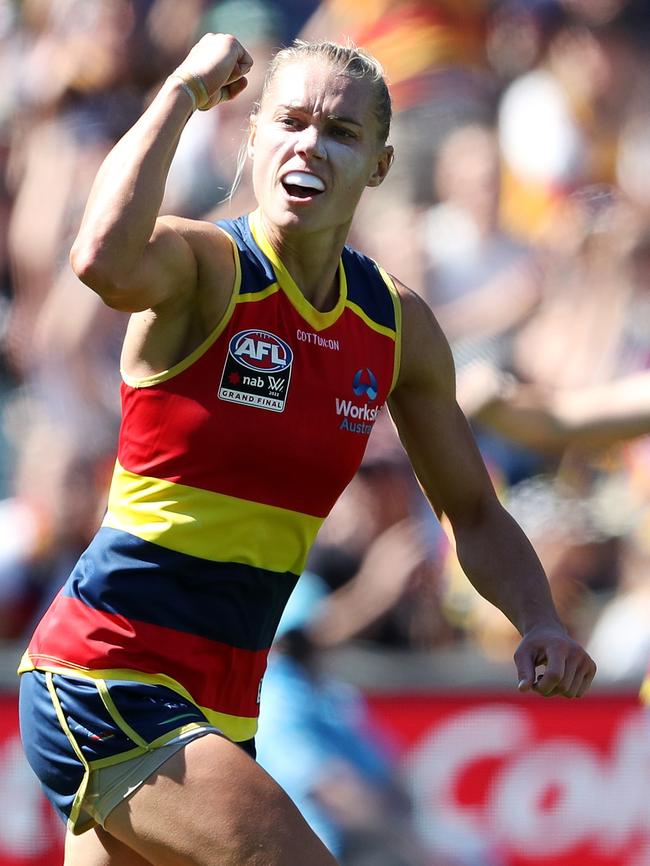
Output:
top-left (281, 170), bottom-right (325, 199)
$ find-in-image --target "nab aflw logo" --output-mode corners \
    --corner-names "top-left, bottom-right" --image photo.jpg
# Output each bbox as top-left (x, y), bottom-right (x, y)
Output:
top-left (219, 329), bottom-right (293, 412)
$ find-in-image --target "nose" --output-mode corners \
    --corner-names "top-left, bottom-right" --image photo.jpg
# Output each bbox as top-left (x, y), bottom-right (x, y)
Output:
top-left (295, 124), bottom-right (326, 160)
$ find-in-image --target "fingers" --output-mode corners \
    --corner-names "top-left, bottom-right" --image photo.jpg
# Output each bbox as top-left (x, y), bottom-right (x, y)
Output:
top-left (514, 629), bottom-right (597, 699)
top-left (572, 656), bottom-right (597, 697)
top-left (223, 49), bottom-right (254, 86)
top-left (533, 657), bottom-right (596, 698)
top-left (514, 639), bottom-right (547, 694)
top-left (532, 643), bottom-right (566, 697)
top-left (516, 663), bottom-right (536, 694)
top-left (218, 76), bottom-right (250, 106)
top-left (203, 77), bottom-right (249, 111)
top-left (236, 45), bottom-right (254, 77)
top-left (178, 34), bottom-right (254, 110)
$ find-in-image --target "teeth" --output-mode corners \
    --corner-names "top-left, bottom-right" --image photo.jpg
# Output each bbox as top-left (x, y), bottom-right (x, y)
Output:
top-left (282, 171), bottom-right (325, 192)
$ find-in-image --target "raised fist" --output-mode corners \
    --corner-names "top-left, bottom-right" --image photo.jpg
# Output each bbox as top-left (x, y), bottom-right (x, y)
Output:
top-left (173, 33), bottom-right (253, 110)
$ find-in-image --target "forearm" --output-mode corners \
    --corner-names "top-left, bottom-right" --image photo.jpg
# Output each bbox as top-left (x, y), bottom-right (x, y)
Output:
top-left (476, 373), bottom-right (650, 451)
top-left (551, 373), bottom-right (650, 445)
top-left (70, 77), bottom-right (193, 289)
top-left (452, 496), bottom-right (564, 637)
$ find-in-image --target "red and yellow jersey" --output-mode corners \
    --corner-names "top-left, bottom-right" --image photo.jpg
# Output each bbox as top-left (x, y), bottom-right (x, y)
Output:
top-left (20, 210), bottom-right (402, 742)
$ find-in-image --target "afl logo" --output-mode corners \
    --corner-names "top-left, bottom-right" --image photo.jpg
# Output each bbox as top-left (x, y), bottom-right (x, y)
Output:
top-left (229, 330), bottom-right (293, 372)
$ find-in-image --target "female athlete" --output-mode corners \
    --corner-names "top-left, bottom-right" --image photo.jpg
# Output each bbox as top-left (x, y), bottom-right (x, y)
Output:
top-left (18, 33), bottom-right (596, 866)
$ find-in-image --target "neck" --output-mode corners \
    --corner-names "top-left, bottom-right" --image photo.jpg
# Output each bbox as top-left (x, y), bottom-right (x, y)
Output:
top-left (260, 214), bottom-right (351, 312)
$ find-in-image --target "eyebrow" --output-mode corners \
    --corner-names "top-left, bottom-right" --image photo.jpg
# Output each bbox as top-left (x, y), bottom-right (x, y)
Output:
top-left (275, 104), bottom-right (363, 127)
top-left (329, 114), bottom-right (363, 127)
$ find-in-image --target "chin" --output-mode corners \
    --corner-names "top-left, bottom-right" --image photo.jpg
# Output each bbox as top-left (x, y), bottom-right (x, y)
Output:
top-left (269, 202), bottom-right (322, 230)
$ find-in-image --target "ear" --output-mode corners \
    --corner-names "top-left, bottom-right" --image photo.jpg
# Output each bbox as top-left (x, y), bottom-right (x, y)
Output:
top-left (366, 145), bottom-right (394, 188)
top-left (247, 115), bottom-right (257, 159)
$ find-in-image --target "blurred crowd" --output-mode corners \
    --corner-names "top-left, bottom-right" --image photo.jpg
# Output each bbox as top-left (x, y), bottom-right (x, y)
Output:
top-left (0, 1), bottom-right (649, 861)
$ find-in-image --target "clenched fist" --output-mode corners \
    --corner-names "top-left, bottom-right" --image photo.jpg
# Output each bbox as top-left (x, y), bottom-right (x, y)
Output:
top-left (172, 33), bottom-right (253, 110)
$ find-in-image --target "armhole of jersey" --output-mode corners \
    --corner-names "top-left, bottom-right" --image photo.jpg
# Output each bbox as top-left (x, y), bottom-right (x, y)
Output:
top-left (376, 264), bottom-right (402, 394)
top-left (120, 227), bottom-right (242, 389)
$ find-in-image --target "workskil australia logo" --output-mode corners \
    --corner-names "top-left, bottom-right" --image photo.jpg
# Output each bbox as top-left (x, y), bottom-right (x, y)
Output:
top-left (219, 329), bottom-right (293, 412)
top-left (337, 368), bottom-right (381, 434)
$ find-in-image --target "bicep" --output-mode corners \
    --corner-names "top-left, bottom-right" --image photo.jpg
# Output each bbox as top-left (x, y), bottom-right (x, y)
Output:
top-left (107, 216), bottom-right (199, 312)
top-left (389, 387), bottom-right (495, 524)
top-left (75, 215), bottom-right (206, 314)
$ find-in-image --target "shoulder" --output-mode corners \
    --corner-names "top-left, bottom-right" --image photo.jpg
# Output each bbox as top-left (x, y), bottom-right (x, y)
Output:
top-left (157, 215), bottom-right (236, 271)
top-left (343, 245), bottom-right (400, 335)
top-left (153, 215), bottom-right (238, 328)
top-left (390, 277), bottom-right (455, 395)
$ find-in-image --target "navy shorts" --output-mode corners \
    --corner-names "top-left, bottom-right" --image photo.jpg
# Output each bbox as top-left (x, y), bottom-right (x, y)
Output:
top-left (19, 670), bottom-right (256, 834)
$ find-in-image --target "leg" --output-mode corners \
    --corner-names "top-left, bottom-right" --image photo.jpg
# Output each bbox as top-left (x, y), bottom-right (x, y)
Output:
top-left (65, 825), bottom-right (154, 866)
top-left (104, 733), bottom-right (339, 866)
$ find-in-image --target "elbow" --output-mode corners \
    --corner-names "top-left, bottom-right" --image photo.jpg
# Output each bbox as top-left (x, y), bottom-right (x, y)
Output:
top-left (69, 239), bottom-right (111, 296)
top-left (69, 241), bottom-right (136, 311)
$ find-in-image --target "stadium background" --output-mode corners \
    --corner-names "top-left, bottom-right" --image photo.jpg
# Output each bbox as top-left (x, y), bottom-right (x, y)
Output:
top-left (0, 1), bottom-right (649, 864)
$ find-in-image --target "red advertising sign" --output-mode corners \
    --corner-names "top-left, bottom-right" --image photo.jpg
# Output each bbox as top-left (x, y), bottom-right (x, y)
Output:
top-left (366, 692), bottom-right (650, 866)
top-left (0, 695), bottom-right (63, 866)
top-left (1, 690), bottom-right (648, 866)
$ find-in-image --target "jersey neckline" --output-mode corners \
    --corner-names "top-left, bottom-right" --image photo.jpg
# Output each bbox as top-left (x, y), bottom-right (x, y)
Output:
top-left (248, 209), bottom-right (347, 332)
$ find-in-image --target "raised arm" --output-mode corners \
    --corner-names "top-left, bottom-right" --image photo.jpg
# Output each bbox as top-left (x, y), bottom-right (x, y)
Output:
top-left (388, 285), bottom-right (596, 697)
top-left (69, 34), bottom-right (252, 313)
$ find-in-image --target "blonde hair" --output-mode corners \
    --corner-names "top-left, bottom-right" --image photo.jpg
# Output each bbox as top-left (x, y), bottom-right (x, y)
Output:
top-left (261, 39), bottom-right (392, 143)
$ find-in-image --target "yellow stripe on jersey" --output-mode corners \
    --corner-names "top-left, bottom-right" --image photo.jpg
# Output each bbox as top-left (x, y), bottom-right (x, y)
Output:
top-left (249, 209), bottom-right (349, 332)
top-left (102, 462), bottom-right (322, 574)
top-left (236, 282), bottom-right (280, 304)
top-left (18, 656), bottom-right (258, 741)
top-left (376, 264), bottom-right (402, 392)
top-left (44, 671), bottom-right (92, 833)
top-left (344, 299), bottom-right (397, 341)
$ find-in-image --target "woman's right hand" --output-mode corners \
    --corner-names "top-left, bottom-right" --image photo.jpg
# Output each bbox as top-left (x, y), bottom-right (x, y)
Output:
top-left (174, 33), bottom-right (254, 110)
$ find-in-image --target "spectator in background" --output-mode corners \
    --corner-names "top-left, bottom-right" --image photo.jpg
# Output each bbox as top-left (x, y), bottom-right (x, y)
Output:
top-left (307, 413), bottom-right (452, 652)
top-left (420, 121), bottom-right (544, 488)
top-left (498, 9), bottom-right (646, 240)
top-left (299, 0), bottom-right (496, 294)
top-left (169, 0), bottom-right (285, 219)
top-left (422, 123), bottom-right (542, 330)
top-left (257, 571), bottom-right (434, 866)
top-left (6, 0), bottom-right (143, 376)
top-left (0, 418), bottom-right (109, 641)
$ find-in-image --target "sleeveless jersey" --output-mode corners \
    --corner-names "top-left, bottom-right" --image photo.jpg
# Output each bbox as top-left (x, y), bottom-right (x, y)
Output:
top-left (19, 210), bottom-right (402, 742)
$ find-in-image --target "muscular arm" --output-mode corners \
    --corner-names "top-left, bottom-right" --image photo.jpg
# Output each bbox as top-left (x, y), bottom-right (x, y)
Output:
top-left (388, 285), bottom-right (596, 697)
top-left (69, 34), bottom-right (252, 313)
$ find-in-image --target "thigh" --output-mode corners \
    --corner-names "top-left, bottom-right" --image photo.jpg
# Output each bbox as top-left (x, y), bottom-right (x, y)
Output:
top-left (104, 732), bottom-right (339, 866)
top-left (65, 826), bottom-right (153, 866)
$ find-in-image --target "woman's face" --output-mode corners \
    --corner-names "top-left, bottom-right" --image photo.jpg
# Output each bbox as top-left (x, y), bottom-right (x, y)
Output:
top-left (248, 57), bottom-right (392, 236)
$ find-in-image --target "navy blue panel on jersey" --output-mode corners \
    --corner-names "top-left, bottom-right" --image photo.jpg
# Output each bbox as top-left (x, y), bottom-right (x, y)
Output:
top-left (342, 246), bottom-right (397, 331)
top-left (219, 216), bottom-right (277, 293)
top-left (63, 528), bottom-right (298, 651)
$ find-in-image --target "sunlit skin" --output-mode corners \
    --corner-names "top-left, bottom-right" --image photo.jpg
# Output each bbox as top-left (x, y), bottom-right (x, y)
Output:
top-left (248, 58), bottom-right (393, 310)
